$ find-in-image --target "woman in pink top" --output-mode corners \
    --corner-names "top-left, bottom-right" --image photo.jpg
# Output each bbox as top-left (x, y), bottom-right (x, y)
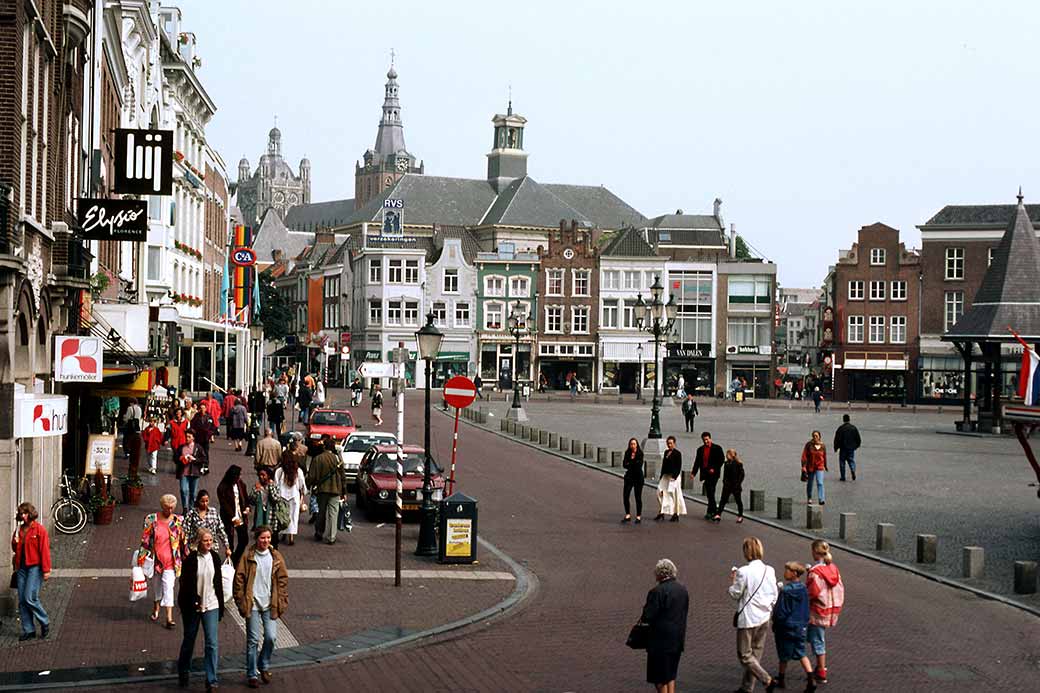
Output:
top-left (138, 494), bottom-right (185, 628)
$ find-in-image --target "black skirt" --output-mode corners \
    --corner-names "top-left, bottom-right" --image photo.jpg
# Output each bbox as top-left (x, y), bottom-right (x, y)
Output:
top-left (646, 650), bottom-right (681, 684)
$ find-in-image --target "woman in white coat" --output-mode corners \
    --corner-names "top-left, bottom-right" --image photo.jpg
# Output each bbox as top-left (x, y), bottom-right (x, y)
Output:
top-left (274, 451), bottom-right (308, 545)
top-left (728, 536), bottom-right (780, 692)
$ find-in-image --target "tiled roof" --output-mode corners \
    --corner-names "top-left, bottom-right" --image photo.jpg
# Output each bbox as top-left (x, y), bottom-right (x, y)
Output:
top-left (251, 208), bottom-right (315, 263)
top-left (480, 177), bottom-right (586, 228)
top-left (643, 213), bottom-right (722, 230)
top-left (924, 204), bottom-right (1040, 226)
top-left (430, 225), bottom-right (481, 264)
top-left (348, 175), bottom-right (497, 227)
top-left (946, 196), bottom-right (1040, 340)
top-left (284, 198), bottom-right (356, 231)
top-left (601, 227), bottom-right (660, 258)
top-left (543, 183), bottom-right (647, 230)
top-left (647, 228), bottom-right (727, 247)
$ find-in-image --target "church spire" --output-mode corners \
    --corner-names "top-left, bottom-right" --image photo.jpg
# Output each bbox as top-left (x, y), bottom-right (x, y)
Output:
top-left (373, 56), bottom-right (406, 156)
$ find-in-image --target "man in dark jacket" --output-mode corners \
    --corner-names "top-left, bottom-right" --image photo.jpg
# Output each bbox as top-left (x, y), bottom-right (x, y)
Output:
top-left (833, 414), bottom-right (862, 481)
top-left (692, 432), bottom-right (725, 521)
top-left (640, 558), bottom-right (689, 692)
top-left (681, 394), bottom-right (699, 433)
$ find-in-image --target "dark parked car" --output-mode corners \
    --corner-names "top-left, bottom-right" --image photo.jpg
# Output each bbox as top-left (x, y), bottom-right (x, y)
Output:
top-left (355, 444), bottom-right (444, 519)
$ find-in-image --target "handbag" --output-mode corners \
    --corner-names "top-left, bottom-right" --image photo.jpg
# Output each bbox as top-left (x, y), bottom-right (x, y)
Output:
top-left (800, 469), bottom-right (808, 482)
top-left (337, 503), bottom-right (352, 532)
top-left (221, 558), bottom-right (235, 603)
top-left (9, 572), bottom-right (17, 589)
top-left (626, 622), bottom-right (650, 650)
top-left (733, 567), bottom-right (767, 628)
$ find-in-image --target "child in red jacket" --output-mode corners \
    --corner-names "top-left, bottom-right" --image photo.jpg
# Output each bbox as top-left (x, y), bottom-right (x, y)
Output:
top-left (806, 540), bottom-right (845, 685)
top-left (141, 418), bottom-right (163, 475)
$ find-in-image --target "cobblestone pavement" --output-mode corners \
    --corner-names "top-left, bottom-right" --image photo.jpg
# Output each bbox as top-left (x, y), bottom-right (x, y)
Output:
top-left (119, 388), bottom-right (1040, 692)
top-left (0, 417), bottom-right (514, 681)
top-left (492, 395), bottom-right (1040, 605)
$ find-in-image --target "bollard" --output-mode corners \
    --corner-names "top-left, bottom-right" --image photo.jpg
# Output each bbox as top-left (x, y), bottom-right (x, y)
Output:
top-left (559, 435), bottom-right (570, 452)
top-left (500, 418), bottom-right (508, 432)
top-left (1013, 561), bottom-right (1038, 594)
top-left (529, 427), bottom-right (540, 442)
top-left (916, 534), bottom-right (938, 564)
top-left (548, 432), bottom-right (558, 448)
top-left (962, 546), bottom-right (984, 578)
top-left (597, 447), bottom-right (608, 464)
top-left (539, 430), bottom-right (549, 445)
top-left (611, 450), bottom-right (623, 468)
top-left (839, 512), bottom-right (857, 541)
top-left (518, 424), bottom-right (528, 438)
top-left (644, 456), bottom-right (659, 480)
top-left (749, 489), bottom-right (765, 512)
top-left (806, 505), bottom-right (823, 530)
top-left (478, 411), bottom-right (488, 424)
top-left (776, 497), bottom-right (793, 520)
top-left (876, 523), bottom-right (895, 551)
top-left (584, 442), bottom-right (596, 460)
top-left (572, 439), bottom-right (583, 456)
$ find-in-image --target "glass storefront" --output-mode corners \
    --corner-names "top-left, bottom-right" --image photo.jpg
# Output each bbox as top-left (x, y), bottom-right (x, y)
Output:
top-left (918, 355), bottom-right (1019, 403)
top-left (847, 370), bottom-right (906, 402)
top-left (481, 344), bottom-right (530, 390)
top-left (601, 361), bottom-right (652, 393)
top-left (664, 359), bottom-right (715, 397)
top-left (729, 364), bottom-right (770, 399)
top-left (538, 359), bottom-right (593, 390)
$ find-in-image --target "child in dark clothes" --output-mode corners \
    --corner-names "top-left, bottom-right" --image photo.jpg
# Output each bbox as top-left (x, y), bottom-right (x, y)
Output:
top-left (767, 562), bottom-right (817, 692)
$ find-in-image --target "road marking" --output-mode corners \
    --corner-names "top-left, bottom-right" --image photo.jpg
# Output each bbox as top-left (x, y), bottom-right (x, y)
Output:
top-left (52, 568), bottom-right (515, 580)
top-left (226, 601), bottom-right (300, 649)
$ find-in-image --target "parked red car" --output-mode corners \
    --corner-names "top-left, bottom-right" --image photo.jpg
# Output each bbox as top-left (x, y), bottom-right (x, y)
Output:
top-left (305, 409), bottom-right (356, 452)
top-left (355, 444), bottom-right (444, 519)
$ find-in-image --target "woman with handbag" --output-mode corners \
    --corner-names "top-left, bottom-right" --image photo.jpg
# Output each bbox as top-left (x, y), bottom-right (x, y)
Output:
top-left (177, 529), bottom-right (224, 691)
top-left (11, 502), bottom-right (51, 641)
top-left (801, 431), bottom-right (828, 506)
top-left (728, 537), bottom-right (780, 693)
top-left (251, 467), bottom-right (284, 549)
top-left (138, 494), bottom-right (185, 628)
top-left (636, 558), bottom-right (689, 693)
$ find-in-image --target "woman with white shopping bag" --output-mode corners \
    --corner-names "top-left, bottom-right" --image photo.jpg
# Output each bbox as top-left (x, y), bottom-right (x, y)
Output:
top-left (655, 436), bottom-right (687, 522)
top-left (137, 494), bottom-right (185, 628)
top-left (274, 451), bottom-right (307, 546)
top-left (176, 529), bottom-right (225, 691)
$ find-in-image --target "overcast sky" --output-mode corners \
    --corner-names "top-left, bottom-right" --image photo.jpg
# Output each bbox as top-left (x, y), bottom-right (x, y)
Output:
top-left (187, 0), bottom-right (1038, 288)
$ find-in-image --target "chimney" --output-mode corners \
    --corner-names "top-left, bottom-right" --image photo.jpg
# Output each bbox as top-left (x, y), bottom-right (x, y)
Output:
top-left (729, 223), bottom-right (737, 259)
top-left (713, 197), bottom-right (723, 220)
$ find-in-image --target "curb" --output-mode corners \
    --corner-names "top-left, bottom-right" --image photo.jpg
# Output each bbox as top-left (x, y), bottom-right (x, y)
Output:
top-left (456, 408), bottom-right (1040, 620)
top-left (0, 535), bottom-right (536, 690)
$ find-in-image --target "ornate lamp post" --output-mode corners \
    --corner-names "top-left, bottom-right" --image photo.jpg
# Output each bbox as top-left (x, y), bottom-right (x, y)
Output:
top-left (635, 276), bottom-right (677, 440)
top-left (636, 342), bottom-right (644, 402)
top-left (506, 300), bottom-right (529, 421)
top-left (414, 311), bottom-right (443, 556)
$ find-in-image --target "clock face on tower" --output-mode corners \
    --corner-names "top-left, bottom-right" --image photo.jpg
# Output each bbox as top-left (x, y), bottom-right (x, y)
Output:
top-left (396, 158), bottom-right (409, 172)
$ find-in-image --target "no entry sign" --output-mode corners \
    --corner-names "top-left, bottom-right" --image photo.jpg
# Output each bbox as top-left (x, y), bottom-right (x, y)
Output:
top-left (443, 376), bottom-right (477, 409)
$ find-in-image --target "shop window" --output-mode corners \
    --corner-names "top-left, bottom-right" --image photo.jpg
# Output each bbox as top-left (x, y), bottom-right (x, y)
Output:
top-left (870, 248), bottom-right (886, 266)
top-left (868, 316), bottom-right (885, 343)
top-left (945, 247), bottom-right (964, 280)
top-left (891, 280), bottom-right (907, 301)
top-left (848, 281), bottom-right (864, 300)
top-left (890, 316), bottom-right (906, 343)
top-left (847, 315), bottom-right (864, 343)
top-left (869, 281), bottom-right (885, 301)
top-left (944, 291), bottom-right (963, 331)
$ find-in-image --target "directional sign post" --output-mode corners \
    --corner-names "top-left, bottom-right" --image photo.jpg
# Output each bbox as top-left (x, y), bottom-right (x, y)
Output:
top-left (443, 376), bottom-right (477, 495)
top-left (358, 362), bottom-right (397, 379)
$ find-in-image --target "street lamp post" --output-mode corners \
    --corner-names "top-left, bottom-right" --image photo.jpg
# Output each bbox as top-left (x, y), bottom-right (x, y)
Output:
top-left (414, 311), bottom-right (443, 556)
top-left (506, 300), bottom-right (529, 421)
top-left (635, 276), bottom-right (677, 440)
top-left (636, 342), bottom-right (644, 402)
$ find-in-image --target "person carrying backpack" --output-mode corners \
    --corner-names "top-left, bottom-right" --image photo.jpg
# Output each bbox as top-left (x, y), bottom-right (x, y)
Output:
top-left (805, 540), bottom-right (845, 686)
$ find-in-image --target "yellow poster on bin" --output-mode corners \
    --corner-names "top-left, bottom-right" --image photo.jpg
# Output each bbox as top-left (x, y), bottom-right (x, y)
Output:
top-left (445, 518), bottom-right (472, 557)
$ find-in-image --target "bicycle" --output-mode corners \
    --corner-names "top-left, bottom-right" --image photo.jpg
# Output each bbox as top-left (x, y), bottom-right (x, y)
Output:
top-left (51, 474), bottom-right (88, 534)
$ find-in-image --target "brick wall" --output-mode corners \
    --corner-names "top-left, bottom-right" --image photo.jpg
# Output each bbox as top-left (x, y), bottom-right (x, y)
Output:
top-left (920, 239), bottom-right (995, 336)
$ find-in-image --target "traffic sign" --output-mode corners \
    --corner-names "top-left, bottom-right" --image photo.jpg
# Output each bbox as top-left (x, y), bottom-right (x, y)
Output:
top-left (359, 362), bottom-right (398, 379)
top-left (340, 332), bottom-right (352, 345)
top-left (231, 247), bottom-right (257, 267)
top-left (443, 376), bottom-right (477, 409)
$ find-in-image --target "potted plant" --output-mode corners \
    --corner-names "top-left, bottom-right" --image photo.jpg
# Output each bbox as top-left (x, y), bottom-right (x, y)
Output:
top-left (120, 474), bottom-right (144, 505)
top-left (89, 470), bottom-right (117, 525)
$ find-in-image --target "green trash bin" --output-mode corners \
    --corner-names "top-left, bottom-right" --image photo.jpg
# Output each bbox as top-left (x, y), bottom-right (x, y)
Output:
top-left (438, 492), bottom-right (478, 564)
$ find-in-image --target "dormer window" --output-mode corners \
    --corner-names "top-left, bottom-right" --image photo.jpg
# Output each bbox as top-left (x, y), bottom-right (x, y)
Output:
top-left (870, 248), bottom-right (886, 266)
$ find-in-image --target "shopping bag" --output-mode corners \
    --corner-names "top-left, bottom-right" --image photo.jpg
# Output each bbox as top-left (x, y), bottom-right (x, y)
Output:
top-left (133, 549), bottom-right (155, 578)
top-left (130, 565), bottom-right (148, 602)
top-left (337, 503), bottom-right (352, 532)
top-left (221, 559), bottom-right (235, 603)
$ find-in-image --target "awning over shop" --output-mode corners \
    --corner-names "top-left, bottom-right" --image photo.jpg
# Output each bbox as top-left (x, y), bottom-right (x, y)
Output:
top-left (602, 342), bottom-right (643, 361)
top-left (94, 368), bottom-right (155, 397)
top-left (843, 352), bottom-right (907, 371)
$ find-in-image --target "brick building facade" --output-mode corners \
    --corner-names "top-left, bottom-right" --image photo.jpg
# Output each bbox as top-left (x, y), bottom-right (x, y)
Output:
top-left (828, 223), bottom-right (921, 402)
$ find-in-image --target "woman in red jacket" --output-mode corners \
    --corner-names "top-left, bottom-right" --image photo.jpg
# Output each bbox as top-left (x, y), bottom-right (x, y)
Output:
top-left (168, 408), bottom-right (189, 479)
top-left (801, 430), bottom-right (828, 506)
top-left (11, 502), bottom-right (51, 641)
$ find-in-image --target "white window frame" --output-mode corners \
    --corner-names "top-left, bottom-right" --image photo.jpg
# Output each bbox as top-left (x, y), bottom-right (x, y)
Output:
top-left (484, 275), bottom-right (505, 297)
top-left (847, 315), bottom-right (864, 343)
top-left (545, 305), bottom-right (563, 333)
top-left (454, 302), bottom-right (470, 328)
top-left (404, 259), bottom-right (420, 284)
top-left (890, 315), bottom-right (906, 344)
top-left (387, 258), bottom-right (403, 284)
top-left (623, 270), bottom-right (640, 290)
top-left (432, 301), bottom-right (447, 327)
top-left (601, 300), bottom-right (618, 329)
top-left (869, 280), bottom-right (885, 301)
top-left (572, 306), bottom-right (590, 334)
top-left (443, 268), bottom-right (459, 294)
top-left (386, 300), bottom-right (402, 326)
top-left (868, 315), bottom-right (885, 344)
top-left (509, 275), bottom-right (530, 297)
top-left (485, 301), bottom-right (504, 331)
top-left (403, 300), bottom-right (419, 326)
top-left (890, 280), bottom-right (907, 301)
top-left (546, 269), bottom-right (564, 296)
top-left (945, 247), bottom-right (964, 280)
top-left (870, 248), bottom-right (886, 266)
top-left (572, 269), bottom-right (590, 297)
top-left (369, 300), bottom-right (382, 326)
top-left (944, 291), bottom-right (964, 332)
top-left (368, 259), bottom-right (382, 284)
top-left (622, 299), bottom-right (638, 329)
top-left (848, 280), bottom-right (864, 301)
top-left (600, 270), bottom-right (619, 291)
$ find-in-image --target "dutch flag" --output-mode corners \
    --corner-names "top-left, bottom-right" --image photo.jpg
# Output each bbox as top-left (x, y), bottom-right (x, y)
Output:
top-left (1011, 328), bottom-right (1040, 406)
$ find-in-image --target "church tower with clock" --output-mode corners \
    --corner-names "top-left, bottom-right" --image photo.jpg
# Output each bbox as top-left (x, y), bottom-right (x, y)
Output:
top-left (354, 60), bottom-right (424, 210)
top-left (235, 124), bottom-right (312, 227)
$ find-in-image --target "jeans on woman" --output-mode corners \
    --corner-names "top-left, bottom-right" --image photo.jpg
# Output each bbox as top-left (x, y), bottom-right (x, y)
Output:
top-left (246, 608), bottom-right (277, 678)
top-left (622, 475), bottom-right (643, 516)
top-left (178, 607), bottom-right (219, 684)
top-left (180, 475), bottom-right (199, 514)
top-left (806, 470), bottom-right (825, 502)
top-left (16, 565), bottom-right (48, 635)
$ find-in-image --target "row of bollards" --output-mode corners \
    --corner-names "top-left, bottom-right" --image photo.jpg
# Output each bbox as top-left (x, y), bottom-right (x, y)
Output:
top-left (493, 418), bottom-right (1039, 596)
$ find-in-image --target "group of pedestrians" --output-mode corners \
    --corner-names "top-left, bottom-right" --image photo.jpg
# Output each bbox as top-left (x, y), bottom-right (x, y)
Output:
top-left (636, 538), bottom-right (845, 692)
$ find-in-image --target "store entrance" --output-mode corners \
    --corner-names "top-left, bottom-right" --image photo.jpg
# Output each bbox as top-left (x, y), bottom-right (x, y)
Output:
top-left (538, 360), bottom-right (593, 391)
top-left (616, 363), bottom-right (640, 393)
top-left (848, 370), bottom-right (906, 402)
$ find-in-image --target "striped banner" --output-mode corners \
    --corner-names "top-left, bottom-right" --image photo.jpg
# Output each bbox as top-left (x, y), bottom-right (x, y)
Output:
top-left (232, 224), bottom-right (253, 313)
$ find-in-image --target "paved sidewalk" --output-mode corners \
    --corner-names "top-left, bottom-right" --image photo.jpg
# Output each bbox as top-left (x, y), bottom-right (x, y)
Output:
top-left (482, 396), bottom-right (1040, 606)
top-left (0, 426), bottom-right (516, 683)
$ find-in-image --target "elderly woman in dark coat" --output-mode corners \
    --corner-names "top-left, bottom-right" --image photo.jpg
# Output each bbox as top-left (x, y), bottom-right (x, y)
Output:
top-left (640, 558), bottom-right (689, 693)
